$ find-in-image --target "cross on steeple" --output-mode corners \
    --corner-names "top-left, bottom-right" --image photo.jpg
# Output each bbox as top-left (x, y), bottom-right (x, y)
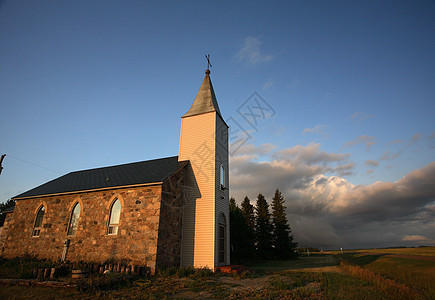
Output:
top-left (205, 54), bottom-right (212, 71)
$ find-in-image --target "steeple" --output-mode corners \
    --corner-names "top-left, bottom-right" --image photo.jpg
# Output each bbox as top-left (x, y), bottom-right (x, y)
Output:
top-left (178, 67), bottom-right (230, 269)
top-left (182, 70), bottom-right (222, 118)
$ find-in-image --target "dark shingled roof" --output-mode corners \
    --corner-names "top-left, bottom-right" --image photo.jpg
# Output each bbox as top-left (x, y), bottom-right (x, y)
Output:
top-left (13, 156), bottom-right (186, 199)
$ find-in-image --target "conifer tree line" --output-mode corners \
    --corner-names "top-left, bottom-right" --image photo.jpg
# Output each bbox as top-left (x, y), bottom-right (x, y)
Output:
top-left (229, 189), bottom-right (298, 262)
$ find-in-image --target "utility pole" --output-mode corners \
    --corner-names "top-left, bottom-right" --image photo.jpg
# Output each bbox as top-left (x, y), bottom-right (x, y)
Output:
top-left (0, 154), bottom-right (5, 175)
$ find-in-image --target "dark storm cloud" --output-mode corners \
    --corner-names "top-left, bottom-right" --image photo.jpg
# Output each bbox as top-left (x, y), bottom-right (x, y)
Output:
top-left (230, 143), bottom-right (435, 249)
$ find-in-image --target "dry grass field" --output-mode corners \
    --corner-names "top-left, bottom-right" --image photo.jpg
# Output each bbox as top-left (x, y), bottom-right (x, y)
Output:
top-left (0, 247), bottom-right (433, 299)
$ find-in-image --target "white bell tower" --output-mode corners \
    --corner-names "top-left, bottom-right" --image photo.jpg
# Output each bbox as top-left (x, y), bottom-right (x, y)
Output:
top-left (179, 68), bottom-right (230, 268)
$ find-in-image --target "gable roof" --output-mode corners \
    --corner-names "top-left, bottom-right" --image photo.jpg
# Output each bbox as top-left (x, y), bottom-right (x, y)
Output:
top-left (13, 156), bottom-right (187, 200)
top-left (182, 70), bottom-right (222, 118)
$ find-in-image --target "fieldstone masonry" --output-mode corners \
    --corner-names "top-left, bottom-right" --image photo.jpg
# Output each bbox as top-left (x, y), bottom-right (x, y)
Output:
top-left (1, 167), bottom-right (186, 274)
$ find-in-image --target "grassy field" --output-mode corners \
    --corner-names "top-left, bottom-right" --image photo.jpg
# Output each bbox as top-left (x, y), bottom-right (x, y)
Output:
top-left (0, 247), bottom-right (433, 299)
top-left (246, 253), bottom-right (339, 271)
top-left (355, 247), bottom-right (435, 256)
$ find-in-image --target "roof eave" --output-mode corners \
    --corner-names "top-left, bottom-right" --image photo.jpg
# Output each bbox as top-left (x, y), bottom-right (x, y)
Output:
top-left (12, 181), bottom-right (164, 201)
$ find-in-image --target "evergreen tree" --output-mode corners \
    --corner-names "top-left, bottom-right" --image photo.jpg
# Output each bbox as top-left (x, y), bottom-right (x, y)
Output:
top-left (0, 199), bottom-right (15, 212)
top-left (241, 196), bottom-right (255, 229)
top-left (271, 189), bottom-right (298, 258)
top-left (254, 193), bottom-right (273, 258)
top-left (229, 197), bottom-right (253, 263)
top-left (229, 197), bottom-right (237, 212)
top-left (0, 199), bottom-right (15, 227)
top-left (240, 196), bottom-right (255, 258)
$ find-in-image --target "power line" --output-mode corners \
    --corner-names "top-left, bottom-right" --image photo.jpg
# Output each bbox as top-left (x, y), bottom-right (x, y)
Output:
top-left (6, 155), bottom-right (62, 174)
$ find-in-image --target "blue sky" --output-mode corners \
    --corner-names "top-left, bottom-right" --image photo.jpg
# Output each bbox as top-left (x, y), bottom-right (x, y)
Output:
top-left (1, 1), bottom-right (434, 249)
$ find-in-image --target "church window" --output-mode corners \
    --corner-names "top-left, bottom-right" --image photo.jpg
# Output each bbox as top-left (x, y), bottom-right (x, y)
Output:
top-left (220, 164), bottom-right (225, 190)
top-left (218, 213), bottom-right (226, 264)
top-left (67, 203), bottom-right (81, 236)
top-left (32, 206), bottom-right (45, 237)
top-left (107, 199), bottom-right (121, 235)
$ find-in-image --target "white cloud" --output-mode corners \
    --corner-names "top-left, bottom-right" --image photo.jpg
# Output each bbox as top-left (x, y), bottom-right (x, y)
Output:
top-left (273, 143), bottom-right (350, 165)
top-left (234, 37), bottom-right (274, 66)
top-left (402, 235), bottom-right (428, 242)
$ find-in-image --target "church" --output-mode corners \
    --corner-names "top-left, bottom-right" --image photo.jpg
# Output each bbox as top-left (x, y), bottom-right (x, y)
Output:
top-left (0, 68), bottom-right (230, 274)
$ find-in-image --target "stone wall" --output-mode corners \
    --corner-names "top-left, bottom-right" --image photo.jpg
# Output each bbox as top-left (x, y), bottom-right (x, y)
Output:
top-left (1, 178), bottom-right (183, 273)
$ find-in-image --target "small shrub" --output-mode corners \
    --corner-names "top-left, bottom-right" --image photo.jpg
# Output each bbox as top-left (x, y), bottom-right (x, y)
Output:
top-left (158, 266), bottom-right (178, 277)
top-left (176, 266), bottom-right (196, 277)
top-left (158, 266), bottom-right (196, 278)
top-left (0, 255), bottom-right (55, 279)
top-left (190, 267), bottom-right (214, 279)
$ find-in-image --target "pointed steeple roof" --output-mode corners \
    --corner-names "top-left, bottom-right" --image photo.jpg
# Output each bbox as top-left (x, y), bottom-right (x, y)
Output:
top-left (183, 70), bottom-right (222, 118)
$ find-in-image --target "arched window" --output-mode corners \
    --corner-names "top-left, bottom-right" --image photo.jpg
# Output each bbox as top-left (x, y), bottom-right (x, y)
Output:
top-left (218, 213), bottom-right (226, 264)
top-left (107, 198), bottom-right (121, 235)
top-left (67, 203), bottom-right (81, 236)
top-left (32, 206), bottom-right (45, 237)
top-left (220, 164), bottom-right (225, 190)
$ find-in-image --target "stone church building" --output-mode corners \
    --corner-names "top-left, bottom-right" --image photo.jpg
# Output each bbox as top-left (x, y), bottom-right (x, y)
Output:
top-left (0, 69), bottom-right (230, 273)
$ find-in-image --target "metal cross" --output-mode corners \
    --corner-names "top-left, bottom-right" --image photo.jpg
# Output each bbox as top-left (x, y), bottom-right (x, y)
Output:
top-left (0, 154), bottom-right (5, 175)
top-left (205, 54), bottom-right (212, 70)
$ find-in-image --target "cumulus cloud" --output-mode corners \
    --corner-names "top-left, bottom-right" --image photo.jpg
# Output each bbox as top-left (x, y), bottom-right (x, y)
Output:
top-left (332, 163), bottom-right (355, 177)
top-left (273, 143), bottom-right (350, 165)
top-left (234, 37), bottom-right (274, 66)
top-left (229, 142), bottom-right (435, 249)
top-left (344, 135), bottom-right (375, 150)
